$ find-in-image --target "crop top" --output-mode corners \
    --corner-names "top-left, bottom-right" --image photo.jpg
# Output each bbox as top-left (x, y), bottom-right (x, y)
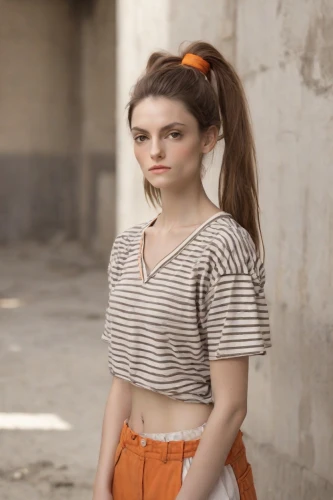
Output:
top-left (102, 211), bottom-right (272, 404)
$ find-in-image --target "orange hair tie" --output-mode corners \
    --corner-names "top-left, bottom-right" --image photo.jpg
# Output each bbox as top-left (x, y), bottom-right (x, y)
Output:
top-left (181, 53), bottom-right (210, 75)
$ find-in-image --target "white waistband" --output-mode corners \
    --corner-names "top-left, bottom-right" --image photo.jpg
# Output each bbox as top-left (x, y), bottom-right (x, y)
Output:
top-left (125, 418), bottom-right (207, 442)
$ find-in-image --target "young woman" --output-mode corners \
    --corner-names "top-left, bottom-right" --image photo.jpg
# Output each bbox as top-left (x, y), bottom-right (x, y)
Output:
top-left (93, 41), bottom-right (272, 500)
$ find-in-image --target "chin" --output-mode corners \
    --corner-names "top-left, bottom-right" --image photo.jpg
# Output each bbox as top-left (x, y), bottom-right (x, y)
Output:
top-left (149, 180), bottom-right (174, 190)
top-left (146, 176), bottom-right (170, 186)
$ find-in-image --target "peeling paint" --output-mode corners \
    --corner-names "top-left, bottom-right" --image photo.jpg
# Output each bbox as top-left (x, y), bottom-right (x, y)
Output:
top-left (300, 14), bottom-right (333, 95)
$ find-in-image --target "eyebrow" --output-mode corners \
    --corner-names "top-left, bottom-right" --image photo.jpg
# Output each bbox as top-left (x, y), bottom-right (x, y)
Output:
top-left (131, 122), bottom-right (186, 134)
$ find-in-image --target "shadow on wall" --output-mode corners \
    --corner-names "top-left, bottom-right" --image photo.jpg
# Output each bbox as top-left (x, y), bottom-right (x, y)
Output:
top-left (0, 154), bottom-right (78, 244)
top-left (69, 0), bottom-right (97, 18)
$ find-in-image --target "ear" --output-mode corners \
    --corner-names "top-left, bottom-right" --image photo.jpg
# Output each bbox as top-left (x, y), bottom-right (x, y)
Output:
top-left (201, 126), bottom-right (219, 154)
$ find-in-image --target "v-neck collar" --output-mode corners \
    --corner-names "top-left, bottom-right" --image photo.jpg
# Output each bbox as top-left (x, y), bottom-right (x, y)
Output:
top-left (139, 211), bottom-right (230, 283)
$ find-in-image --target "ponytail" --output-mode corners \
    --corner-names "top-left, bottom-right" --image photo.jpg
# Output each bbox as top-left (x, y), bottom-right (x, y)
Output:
top-left (185, 42), bottom-right (264, 260)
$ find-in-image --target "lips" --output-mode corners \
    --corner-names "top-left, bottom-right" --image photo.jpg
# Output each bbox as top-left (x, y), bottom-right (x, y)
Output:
top-left (149, 165), bottom-right (171, 171)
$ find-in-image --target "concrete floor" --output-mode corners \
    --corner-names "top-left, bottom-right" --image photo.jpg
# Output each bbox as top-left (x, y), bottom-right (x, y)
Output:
top-left (0, 242), bottom-right (112, 500)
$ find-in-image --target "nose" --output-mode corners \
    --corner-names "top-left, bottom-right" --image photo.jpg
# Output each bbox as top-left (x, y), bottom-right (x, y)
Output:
top-left (150, 138), bottom-right (165, 161)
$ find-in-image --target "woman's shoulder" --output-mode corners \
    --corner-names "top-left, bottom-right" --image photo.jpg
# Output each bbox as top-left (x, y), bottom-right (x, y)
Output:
top-left (201, 214), bottom-right (265, 283)
top-left (207, 214), bottom-right (257, 257)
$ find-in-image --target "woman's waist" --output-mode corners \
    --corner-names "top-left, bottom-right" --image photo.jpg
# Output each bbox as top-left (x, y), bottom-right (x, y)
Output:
top-left (119, 418), bottom-right (246, 467)
top-left (129, 383), bottom-right (213, 434)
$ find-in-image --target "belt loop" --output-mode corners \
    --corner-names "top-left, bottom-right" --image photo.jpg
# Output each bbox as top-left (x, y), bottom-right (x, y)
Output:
top-left (180, 440), bottom-right (185, 461)
top-left (161, 442), bottom-right (168, 463)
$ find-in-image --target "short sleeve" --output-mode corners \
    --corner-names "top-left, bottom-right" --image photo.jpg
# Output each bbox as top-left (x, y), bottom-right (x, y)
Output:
top-left (201, 229), bottom-right (272, 359)
top-left (101, 235), bottom-right (121, 343)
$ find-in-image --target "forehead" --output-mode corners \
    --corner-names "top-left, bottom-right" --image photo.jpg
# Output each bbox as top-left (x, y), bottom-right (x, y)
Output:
top-left (131, 96), bottom-right (196, 129)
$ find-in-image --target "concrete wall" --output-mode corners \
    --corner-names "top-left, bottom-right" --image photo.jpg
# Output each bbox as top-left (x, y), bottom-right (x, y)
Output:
top-left (236, 1), bottom-right (333, 498)
top-left (0, 0), bottom-right (81, 243)
top-left (116, 0), bottom-right (333, 498)
top-left (80, 0), bottom-right (116, 255)
top-left (0, 0), bottom-right (116, 255)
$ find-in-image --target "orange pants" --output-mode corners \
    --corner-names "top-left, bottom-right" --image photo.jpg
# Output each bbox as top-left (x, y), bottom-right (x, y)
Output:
top-left (111, 420), bottom-right (257, 500)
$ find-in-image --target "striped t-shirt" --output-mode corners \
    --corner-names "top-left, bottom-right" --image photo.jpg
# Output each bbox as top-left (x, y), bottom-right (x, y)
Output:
top-left (102, 211), bottom-right (271, 404)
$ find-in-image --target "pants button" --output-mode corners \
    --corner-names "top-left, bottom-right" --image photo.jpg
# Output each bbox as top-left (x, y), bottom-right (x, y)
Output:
top-left (140, 439), bottom-right (147, 447)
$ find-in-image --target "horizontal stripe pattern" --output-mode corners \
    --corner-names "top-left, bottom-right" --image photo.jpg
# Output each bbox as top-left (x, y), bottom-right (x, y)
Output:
top-left (102, 213), bottom-right (272, 404)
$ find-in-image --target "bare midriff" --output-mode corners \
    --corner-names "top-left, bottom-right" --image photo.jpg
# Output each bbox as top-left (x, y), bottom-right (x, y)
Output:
top-left (127, 382), bottom-right (214, 434)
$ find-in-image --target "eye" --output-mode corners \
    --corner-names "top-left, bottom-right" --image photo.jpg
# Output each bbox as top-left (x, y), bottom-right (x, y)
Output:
top-left (134, 135), bottom-right (147, 143)
top-left (168, 131), bottom-right (182, 139)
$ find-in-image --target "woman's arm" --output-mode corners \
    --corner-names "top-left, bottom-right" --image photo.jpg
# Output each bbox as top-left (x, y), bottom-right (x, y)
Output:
top-left (176, 356), bottom-right (249, 500)
top-left (93, 375), bottom-right (132, 499)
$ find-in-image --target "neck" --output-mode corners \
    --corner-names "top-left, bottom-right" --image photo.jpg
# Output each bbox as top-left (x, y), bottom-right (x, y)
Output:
top-left (154, 179), bottom-right (216, 230)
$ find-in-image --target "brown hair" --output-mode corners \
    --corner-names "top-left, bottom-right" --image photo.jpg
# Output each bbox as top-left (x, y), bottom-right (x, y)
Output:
top-left (127, 41), bottom-right (265, 260)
